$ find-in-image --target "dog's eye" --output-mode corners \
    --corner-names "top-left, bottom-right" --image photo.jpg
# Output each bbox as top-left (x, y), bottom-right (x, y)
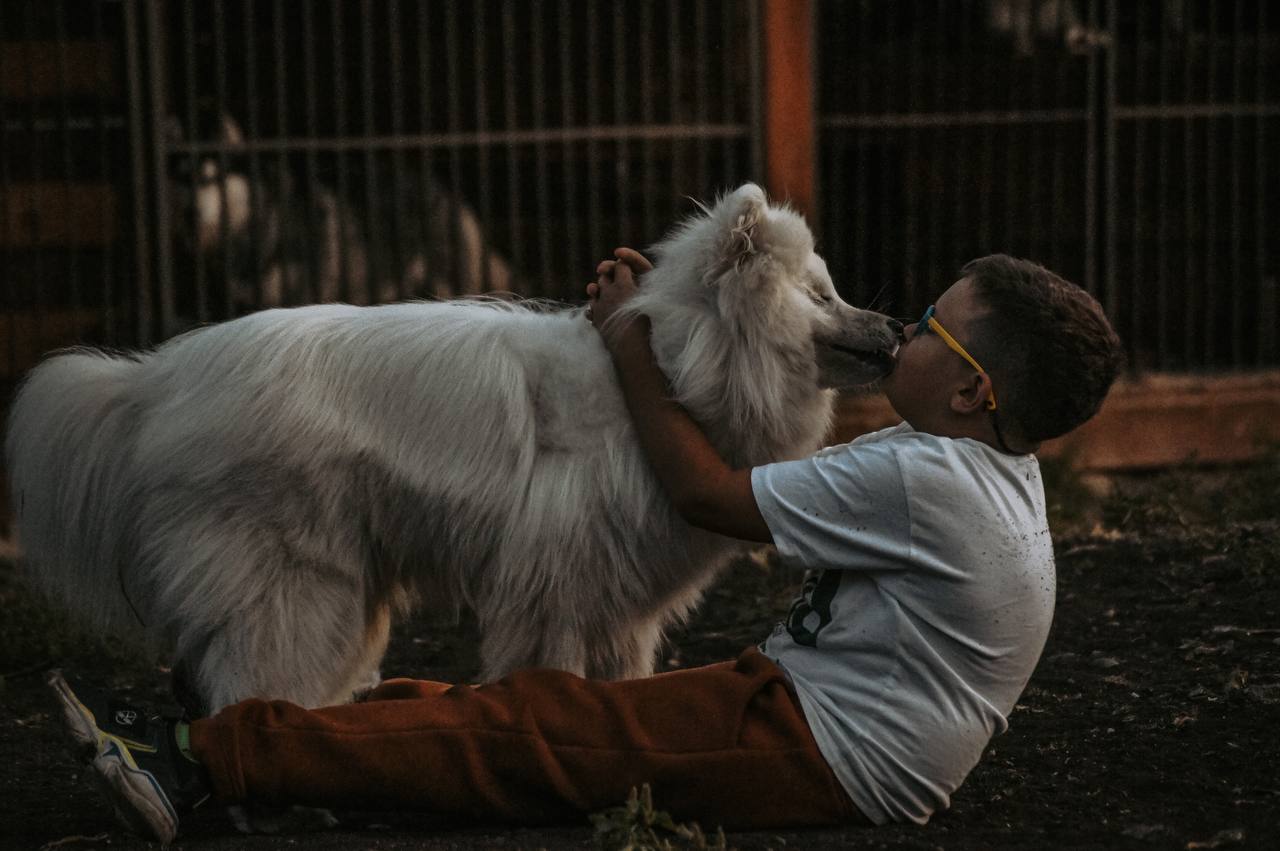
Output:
top-left (810, 292), bottom-right (833, 305)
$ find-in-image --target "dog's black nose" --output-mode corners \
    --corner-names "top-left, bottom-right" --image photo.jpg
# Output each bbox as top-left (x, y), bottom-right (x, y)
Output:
top-left (886, 318), bottom-right (905, 340)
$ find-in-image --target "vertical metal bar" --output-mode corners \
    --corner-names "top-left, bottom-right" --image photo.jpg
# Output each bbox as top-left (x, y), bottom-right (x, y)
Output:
top-left (332, 0), bottom-right (352, 302)
top-left (181, 0), bottom-right (208, 321)
top-left (474, 0), bottom-right (495, 292)
top-left (585, 0), bottom-right (603, 264)
top-left (926, 0), bottom-right (945, 291)
top-left (1048, 37), bottom-right (1066, 273)
top-left (1257, 1), bottom-right (1271, 366)
top-left (501, 1), bottom-right (523, 282)
top-left (1083, 0), bottom-right (1099, 296)
top-left (55, 1), bottom-right (82, 312)
top-left (560, 0), bottom-right (582, 290)
top-left (265, 0), bottom-right (292, 304)
top-left (383, 0), bottom-right (406, 301)
top-left (639, 0), bottom-right (656, 242)
top-left (416, 0), bottom-right (438, 296)
top-left (747, 0), bottom-right (764, 185)
top-left (145, 0), bottom-right (176, 337)
top-left (387, 0), bottom-right (406, 300)
top-left (853, 0), bottom-right (868, 298)
top-left (1203, 0), bottom-right (1218, 366)
top-left (1103, 0), bottom-right (1118, 325)
top-left (1156, 0), bottom-right (1171, 367)
top-left (93, 0), bottom-right (117, 342)
top-left (1003, 102), bottom-right (1016, 261)
top-left (1229, 0), bottom-right (1244, 366)
top-left (0, 1), bottom-right (11, 370)
top-left (212, 0), bottom-right (237, 316)
top-left (531, 0), bottom-right (553, 292)
top-left (954, 0), bottom-right (972, 278)
top-left (694, 0), bottom-right (709, 194)
top-left (720, 0), bottom-right (737, 184)
top-left (244, 0), bottom-right (267, 313)
top-left (977, 0), bottom-right (996, 267)
top-left (612, 5), bottom-right (630, 243)
top-left (1182, 2), bottom-right (1195, 367)
top-left (303, 0), bottom-right (322, 305)
top-left (878, 5), bottom-right (892, 305)
top-left (22, 0), bottom-right (46, 347)
top-left (361, 0), bottom-right (379, 302)
top-left (667, 0), bottom-right (684, 218)
top-left (123, 0), bottom-right (154, 345)
top-left (1131, 0), bottom-right (1146, 366)
top-left (903, 0), bottom-right (922, 307)
top-left (1026, 0), bottom-right (1041, 268)
top-left (214, 0), bottom-right (238, 316)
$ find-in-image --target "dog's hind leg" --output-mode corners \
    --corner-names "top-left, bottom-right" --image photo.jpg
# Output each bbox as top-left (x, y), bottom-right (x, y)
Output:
top-left (164, 552), bottom-right (381, 835)
top-left (475, 603), bottom-right (589, 682)
top-left (180, 569), bottom-right (383, 713)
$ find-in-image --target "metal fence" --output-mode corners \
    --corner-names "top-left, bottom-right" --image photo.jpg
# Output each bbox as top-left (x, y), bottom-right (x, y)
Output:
top-left (2, 0), bottom-right (1278, 386)
top-left (818, 0), bottom-right (1278, 372)
top-left (2, 0), bottom-right (761, 376)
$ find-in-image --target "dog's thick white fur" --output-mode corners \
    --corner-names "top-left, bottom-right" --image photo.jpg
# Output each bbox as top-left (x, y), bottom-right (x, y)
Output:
top-left (6, 184), bottom-right (898, 713)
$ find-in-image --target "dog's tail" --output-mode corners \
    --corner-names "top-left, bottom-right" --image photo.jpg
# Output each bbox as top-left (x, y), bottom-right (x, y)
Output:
top-left (5, 348), bottom-right (151, 640)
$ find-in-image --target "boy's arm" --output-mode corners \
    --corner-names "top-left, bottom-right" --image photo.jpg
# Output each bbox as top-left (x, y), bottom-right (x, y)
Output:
top-left (589, 250), bottom-right (773, 544)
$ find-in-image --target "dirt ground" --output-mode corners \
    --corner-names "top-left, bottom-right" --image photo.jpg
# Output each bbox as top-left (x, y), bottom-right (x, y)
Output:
top-left (2, 454), bottom-right (1278, 850)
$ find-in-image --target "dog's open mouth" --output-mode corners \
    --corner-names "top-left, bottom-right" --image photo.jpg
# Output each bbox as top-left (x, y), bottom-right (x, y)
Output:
top-left (826, 341), bottom-right (898, 375)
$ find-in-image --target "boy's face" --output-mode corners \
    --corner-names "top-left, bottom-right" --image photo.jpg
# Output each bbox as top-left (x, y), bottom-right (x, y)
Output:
top-left (882, 276), bottom-right (991, 429)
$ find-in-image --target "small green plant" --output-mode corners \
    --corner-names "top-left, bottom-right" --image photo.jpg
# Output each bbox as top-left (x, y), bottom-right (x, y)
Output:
top-left (590, 784), bottom-right (729, 851)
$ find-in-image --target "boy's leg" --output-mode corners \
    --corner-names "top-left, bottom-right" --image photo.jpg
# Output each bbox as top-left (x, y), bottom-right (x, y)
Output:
top-left (192, 648), bottom-right (864, 830)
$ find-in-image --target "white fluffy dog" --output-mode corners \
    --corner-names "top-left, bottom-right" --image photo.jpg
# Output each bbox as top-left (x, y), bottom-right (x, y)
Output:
top-left (6, 183), bottom-right (899, 714)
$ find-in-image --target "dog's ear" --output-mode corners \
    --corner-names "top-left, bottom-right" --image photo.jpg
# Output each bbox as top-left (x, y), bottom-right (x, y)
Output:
top-left (705, 183), bottom-right (769, 285)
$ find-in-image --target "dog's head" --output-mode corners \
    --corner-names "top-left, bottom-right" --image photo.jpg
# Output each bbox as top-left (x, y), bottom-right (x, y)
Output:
top-left (634, 183), bottom-right (899, 390)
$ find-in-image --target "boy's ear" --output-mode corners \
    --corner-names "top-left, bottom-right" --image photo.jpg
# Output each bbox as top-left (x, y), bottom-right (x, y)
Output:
top-left (950, 371), bottom-right (995, 415)
top-left (707, 183), bottom-right (769, 285)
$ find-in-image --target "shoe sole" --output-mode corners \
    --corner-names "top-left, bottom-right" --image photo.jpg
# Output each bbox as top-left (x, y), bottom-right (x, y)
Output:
top-left (46, 670), bottom-right (103, 762)
top-left (92, 739), bottom-right (179, 844)
top-left (48, 670), bottom-right (180, 843)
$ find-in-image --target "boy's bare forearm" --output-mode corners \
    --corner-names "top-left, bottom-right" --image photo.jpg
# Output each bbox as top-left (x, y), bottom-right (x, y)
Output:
top-left (606, 317), bottom-right (771, 543)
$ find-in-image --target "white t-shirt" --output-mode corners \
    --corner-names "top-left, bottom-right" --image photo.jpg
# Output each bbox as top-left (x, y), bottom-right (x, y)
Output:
top-left (751, 422), bottom-right (1055, 825)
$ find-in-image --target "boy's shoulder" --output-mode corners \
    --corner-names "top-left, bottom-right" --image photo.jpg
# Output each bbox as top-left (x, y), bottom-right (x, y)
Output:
top-left (861, 423), bottom-right (1042, 500)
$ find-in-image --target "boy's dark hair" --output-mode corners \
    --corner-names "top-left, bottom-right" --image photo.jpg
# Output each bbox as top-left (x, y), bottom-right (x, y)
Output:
top-left (961, 254), bottom-right (1124, 443)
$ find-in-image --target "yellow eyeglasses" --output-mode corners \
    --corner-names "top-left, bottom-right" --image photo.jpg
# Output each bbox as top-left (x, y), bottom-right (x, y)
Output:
top-left (913, 305), bottom-right (997, 411)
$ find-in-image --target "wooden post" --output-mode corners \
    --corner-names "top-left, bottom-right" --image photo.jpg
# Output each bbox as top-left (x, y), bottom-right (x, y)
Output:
top-left (762, 0), bottom-right (815, 221)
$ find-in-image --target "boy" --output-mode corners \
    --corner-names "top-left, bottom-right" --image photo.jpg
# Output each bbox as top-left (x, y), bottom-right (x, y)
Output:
top-left (49, 251), bottom-right (1122, 843)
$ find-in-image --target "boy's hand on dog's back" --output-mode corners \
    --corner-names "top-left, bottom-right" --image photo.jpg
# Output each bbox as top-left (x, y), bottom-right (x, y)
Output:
top-left (587, 247), bottom-right (653, 345)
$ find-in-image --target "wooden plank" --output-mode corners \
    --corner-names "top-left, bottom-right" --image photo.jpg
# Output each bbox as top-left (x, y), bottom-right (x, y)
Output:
top-left (832, 372), bottom-right (1280, 470)
top-left (0, 40), bottom-right (118, 100)
top-left (762, 0), bottom-right (815, 219)
top-left (0, 182), bottom-right (118, 248)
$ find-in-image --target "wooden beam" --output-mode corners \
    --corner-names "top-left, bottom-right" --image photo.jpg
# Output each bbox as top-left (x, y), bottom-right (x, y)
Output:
top-left (762, 0), bottom-right (815, 220)
top-left (0, 182), bottom-right (118, 248)
top-left (832, 372), bottom-right (1280, 471)
top-left (0, 40), bottom-right (118, 100)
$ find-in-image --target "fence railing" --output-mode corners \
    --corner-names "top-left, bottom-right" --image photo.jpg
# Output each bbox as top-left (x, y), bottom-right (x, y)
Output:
top-left (817, 0), bottom-right (1277, 372)
top-left (2, 0), bottom-right (762, 374)
top-left (2, 0), bottom-right (1276, 387)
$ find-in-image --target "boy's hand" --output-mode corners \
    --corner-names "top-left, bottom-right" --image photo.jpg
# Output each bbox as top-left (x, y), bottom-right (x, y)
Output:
top-left (586, 247), bottom-right (653, 336)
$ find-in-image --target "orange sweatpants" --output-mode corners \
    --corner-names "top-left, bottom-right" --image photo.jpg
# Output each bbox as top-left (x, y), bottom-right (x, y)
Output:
top-left (190, 647), bottom-right (864, 830)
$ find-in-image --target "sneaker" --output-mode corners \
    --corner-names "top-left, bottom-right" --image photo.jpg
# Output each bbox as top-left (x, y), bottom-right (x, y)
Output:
top-left (47, 670), bottom-right (211, 843)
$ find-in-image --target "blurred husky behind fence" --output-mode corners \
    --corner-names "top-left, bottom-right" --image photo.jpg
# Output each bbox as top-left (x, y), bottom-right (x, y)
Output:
top-left (172, 116), bottom-right (513, 322)
top-left (5, 184), bottom-right (899, 714)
